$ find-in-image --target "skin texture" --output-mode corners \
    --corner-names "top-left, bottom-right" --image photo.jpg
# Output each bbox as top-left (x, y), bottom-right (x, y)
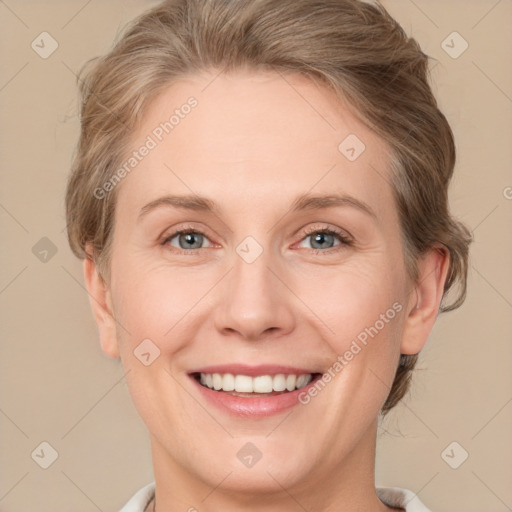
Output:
top-left (84, 70), bottom-right (449, 512)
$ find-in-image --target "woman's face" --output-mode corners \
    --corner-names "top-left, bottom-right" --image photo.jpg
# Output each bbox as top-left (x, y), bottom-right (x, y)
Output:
top-left (98, 70), bottom-right (418, 495)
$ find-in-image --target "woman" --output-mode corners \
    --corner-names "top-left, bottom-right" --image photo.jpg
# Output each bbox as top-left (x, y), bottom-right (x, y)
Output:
top-left (65, 0), bottom-right (472, 510)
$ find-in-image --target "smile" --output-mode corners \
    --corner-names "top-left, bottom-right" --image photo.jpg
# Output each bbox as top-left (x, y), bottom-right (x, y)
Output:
top-left (188, 365), bottom-right (323, 417)
top-left (196, 372), bottom-right (315, 394)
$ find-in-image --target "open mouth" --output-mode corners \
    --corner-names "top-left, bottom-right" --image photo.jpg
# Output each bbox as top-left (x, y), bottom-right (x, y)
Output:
top-left (191, 372), bottom-right (323, 397)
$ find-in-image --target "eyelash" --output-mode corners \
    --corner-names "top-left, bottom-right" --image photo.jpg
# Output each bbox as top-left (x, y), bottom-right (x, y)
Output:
top-left (161, 224), bottom-right (353, 256)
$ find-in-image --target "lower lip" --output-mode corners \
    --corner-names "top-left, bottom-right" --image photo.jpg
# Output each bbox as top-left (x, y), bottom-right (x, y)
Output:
top-left (189, 374), bottom-right (322, 418)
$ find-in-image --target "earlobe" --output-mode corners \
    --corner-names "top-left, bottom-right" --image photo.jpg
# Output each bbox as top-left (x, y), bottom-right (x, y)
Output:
top-left (400, 246), bottom-right (451, 355)
top-left (83, 247), bottom-right (120, 359)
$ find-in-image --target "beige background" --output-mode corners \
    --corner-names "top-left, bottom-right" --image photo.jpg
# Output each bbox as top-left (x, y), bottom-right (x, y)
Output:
top-left (1, 1), bottom-right (511, 511)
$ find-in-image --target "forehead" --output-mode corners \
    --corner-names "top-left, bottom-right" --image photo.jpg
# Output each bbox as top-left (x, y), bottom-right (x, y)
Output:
top-left (116, 69), bottom-right (395, 224)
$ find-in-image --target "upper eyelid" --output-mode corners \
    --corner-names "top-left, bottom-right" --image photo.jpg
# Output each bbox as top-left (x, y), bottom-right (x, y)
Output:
top-left (301, 224), bottom-right (351, 238)
top-left (162, 225), bottom-right (214, 242)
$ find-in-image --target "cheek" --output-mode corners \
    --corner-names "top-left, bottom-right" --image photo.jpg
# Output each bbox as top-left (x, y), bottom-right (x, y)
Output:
top-left (109, 261), bottom-right (201, 427)
top-left (295, 257), bottom-right (404, 353)
top-left (110, 257), bottom-right (194, 345)
top-left (110, 254), bottom-right (231, 368)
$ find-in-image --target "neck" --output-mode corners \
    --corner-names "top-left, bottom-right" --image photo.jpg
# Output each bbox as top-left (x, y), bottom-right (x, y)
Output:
top-left (149, 419), bottom-right (398, 512)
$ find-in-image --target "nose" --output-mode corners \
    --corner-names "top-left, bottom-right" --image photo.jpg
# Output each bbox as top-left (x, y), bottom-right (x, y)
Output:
top-left (213, 246), bottom-right (296, 342)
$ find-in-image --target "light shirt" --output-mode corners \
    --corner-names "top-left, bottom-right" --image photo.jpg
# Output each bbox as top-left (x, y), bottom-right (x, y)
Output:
top-left (119, 481), bottom-right (432, 511)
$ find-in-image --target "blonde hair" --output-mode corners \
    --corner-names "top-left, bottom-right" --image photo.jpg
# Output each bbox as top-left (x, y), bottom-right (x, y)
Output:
top-left (65, 0), bottom-right (473, 414)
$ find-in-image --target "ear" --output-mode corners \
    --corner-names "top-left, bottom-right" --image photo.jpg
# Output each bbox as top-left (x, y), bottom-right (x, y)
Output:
top-left (83, 245), bottom-right (120, 359)
top-left (400, 246), bottom-right (451, 355)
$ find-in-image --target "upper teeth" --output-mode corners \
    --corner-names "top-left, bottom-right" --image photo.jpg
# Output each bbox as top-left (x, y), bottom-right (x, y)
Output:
top-left (199, 373), bottom-right (313, 393)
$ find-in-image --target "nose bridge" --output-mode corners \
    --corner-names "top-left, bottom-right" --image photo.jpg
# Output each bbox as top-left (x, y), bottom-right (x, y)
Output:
top-left (232, 237), bottom-right (274, 298)
top-left (212, 235), bottom-right (295, 340)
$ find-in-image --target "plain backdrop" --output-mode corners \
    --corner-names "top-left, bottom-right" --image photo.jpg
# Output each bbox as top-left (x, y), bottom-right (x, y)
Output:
top-left (0, 1), bottom-right (511, 511)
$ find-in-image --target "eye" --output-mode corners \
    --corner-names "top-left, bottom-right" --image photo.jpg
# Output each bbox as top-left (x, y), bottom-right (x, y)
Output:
top-left (162, 228), bottom-right (214, 252)
top-left (296, 225), bottom-right (352, 253)
top-left (160, 224), bottom-right (352, 255)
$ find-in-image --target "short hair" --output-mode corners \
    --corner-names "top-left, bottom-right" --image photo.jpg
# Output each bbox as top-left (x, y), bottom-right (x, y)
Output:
top-left (65, 0), bottom-right (473, 414)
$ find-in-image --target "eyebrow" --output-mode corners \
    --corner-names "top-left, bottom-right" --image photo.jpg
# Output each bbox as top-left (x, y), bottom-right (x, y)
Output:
top-left (137, 192), bottom-right (377, 222)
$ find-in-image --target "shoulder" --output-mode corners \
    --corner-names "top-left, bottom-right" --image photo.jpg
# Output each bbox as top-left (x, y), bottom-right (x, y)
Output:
top-left (376, 486), bottom-right (432, 512)
top-left (119, 482), bottom-right (155, 512)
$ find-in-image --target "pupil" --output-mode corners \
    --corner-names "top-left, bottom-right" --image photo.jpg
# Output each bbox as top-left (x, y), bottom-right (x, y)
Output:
top-left (313, 233), bottom-right (333, 249)
top-left (182, 233), bottom-right (202, 249)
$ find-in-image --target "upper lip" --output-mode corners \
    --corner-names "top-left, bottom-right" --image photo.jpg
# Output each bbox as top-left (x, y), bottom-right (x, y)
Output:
top-left (188, 364), bottom-right (320, 377)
